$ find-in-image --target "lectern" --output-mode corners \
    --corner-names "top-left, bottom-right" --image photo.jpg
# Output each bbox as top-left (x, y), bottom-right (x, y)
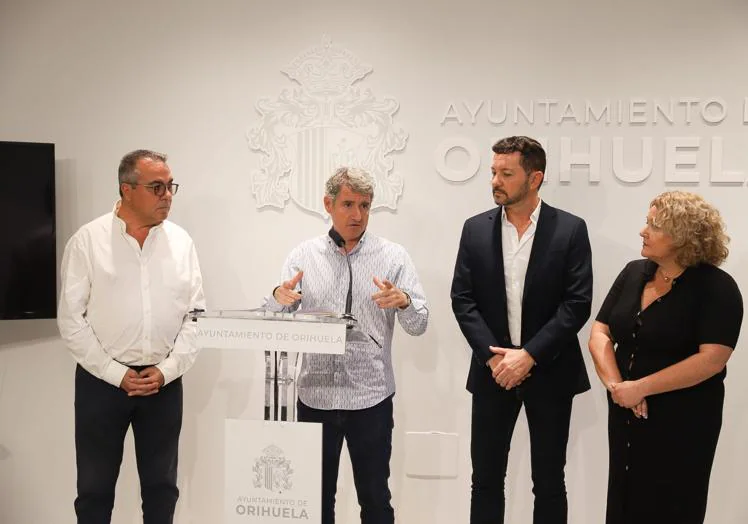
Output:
top-left (192, 308), bottom-right (350, 523)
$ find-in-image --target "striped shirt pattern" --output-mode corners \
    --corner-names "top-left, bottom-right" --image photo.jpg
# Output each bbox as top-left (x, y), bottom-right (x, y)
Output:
top-left (265, 231), bottom-right (429, 410)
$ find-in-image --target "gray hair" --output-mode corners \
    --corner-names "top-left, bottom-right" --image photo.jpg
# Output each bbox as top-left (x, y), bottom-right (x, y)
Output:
top-left (118, 149), bottom-right (168, 196)
top-left (325, 167), bottom-right (375, 201)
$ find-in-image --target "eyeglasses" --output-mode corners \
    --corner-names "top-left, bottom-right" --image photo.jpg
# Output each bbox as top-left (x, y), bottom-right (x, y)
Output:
top-left (131, 181), bottom-right (179, 197)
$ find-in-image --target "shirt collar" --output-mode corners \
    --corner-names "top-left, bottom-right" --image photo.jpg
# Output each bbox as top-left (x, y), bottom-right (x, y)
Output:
top-left (327, 229), bottom-right (369, 254)
top-left (500, 198), bottom-right (543, 226)
top-left (112, 201), bottom-right (127, 233)
top-left (112, 200), bottom-right (164, 234)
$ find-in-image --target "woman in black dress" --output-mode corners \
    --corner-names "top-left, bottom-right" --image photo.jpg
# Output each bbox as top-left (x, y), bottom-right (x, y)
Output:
top-left (588, 191), bottom-right (743, 524)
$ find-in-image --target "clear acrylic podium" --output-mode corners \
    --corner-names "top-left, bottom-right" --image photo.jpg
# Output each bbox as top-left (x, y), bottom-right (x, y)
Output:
top-left (192, 308), bottom-right (351, 420)
top-left (191, 308), bottom-right (358, 523)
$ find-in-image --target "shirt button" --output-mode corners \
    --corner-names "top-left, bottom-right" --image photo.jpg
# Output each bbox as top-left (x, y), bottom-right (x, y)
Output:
top-left (627, 442), bottom-right (630, 448)
top-left (625, 465), bottom-right (629, 471)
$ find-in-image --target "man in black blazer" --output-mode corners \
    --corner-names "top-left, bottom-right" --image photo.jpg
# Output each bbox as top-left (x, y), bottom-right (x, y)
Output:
top-left (451, 136), bottom-right (592, 524)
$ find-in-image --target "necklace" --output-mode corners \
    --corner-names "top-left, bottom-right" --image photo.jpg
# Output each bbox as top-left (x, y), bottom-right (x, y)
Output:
top-left (659, 266), bottom-right (684, 283)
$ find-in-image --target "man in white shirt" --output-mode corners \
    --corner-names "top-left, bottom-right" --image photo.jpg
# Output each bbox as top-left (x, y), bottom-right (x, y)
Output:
top-left (451, 136), bottom-right (593, 524)
top-left (58, 150), bottom-right (205, 524)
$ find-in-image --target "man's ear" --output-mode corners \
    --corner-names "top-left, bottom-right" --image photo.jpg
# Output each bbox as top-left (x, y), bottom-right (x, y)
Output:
top-left (531, 171), bottom-right (544, 190)
top-left (323, 195), bottom-right (333, 213)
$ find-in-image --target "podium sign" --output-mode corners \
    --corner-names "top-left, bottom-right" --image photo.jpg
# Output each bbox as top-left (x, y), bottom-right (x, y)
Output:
top-left (196, 311), bottom-right (346, 354)
top-left (225, 419), bottom-right (322, 523)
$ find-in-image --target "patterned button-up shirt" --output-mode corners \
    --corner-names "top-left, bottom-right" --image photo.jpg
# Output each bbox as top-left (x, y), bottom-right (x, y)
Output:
top-left (265, 231), bottom-right (428, 410)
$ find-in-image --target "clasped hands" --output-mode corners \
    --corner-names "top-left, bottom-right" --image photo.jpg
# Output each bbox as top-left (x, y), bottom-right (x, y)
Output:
top-left (273, 270), bottom-right (410, 310)
top-left (487, 346), bottom-right (535, 390)
top-left (120, 366), bottom-right (164, 397)
top-left (608, 380), bottom-right (648, 419)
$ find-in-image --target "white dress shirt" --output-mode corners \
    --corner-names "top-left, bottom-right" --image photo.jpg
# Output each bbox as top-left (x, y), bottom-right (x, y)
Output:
top-left (501, 199), bottom-right (542, 347)
top-left (58, 204), bottom-right (205, 387)
top-left (265, 231), bottom-right (429, 410)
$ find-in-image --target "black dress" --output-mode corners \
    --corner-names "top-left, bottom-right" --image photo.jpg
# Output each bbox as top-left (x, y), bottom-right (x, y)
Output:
top-left (596, 259), bottom-right (743, 524)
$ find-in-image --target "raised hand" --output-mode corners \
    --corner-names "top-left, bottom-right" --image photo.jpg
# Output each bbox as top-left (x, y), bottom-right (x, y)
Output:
top-left (372, 277), bottom-right (410, 309)
top-left (274, 270), bottom-right (303, 306)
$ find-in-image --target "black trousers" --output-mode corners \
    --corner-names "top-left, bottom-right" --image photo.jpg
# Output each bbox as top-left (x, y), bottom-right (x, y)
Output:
top-left (470, 391), bottom-right (574, 524)
top-left (74, 365), bottom-right (183, 524)
top-left (297, 395), bottom-right (395, 524)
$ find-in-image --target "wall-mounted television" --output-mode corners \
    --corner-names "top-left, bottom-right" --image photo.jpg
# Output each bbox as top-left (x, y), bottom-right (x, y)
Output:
top-left (0, 141), bottom-right (56, 319)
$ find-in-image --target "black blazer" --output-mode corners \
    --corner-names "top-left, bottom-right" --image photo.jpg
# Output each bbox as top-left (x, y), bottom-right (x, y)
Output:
top-left (451, 203), bottom-right (593, 399)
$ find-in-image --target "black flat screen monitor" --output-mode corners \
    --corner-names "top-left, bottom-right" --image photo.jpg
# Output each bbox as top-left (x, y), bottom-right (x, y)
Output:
top-left (0, 141), bottom-right (56, 319)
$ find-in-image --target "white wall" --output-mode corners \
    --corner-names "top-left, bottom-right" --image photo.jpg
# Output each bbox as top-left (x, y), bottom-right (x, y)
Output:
top-left (1, 0), bottom-right (748, 522)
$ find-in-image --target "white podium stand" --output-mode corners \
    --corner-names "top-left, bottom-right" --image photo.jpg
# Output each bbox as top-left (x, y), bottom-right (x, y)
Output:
top-left (192, 309), bottom-right (349, 524)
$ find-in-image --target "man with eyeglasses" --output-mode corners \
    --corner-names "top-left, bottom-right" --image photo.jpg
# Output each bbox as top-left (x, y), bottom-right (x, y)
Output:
top-left (58, 149), bottom-right (205, 523)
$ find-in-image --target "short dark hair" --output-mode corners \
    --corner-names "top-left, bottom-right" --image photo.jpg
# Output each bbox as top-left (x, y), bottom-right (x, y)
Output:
top-left (117, 149), bottom-right (168, 197)
top-left (492, 136), bottom-right (546, 176)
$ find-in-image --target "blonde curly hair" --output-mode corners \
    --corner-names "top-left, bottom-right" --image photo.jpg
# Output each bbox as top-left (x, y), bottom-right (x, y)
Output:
top-left (650, 191), bottom-right (729, 267)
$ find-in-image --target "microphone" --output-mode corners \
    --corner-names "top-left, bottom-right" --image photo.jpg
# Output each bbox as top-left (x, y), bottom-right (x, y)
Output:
top-left (328, 227), bottom-right (345, 248)
top-left (328, 227), bottom-right (354, 322)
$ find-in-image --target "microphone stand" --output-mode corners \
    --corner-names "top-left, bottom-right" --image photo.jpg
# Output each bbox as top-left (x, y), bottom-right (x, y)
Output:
top-left (329, 228), bottom-right (355, 327)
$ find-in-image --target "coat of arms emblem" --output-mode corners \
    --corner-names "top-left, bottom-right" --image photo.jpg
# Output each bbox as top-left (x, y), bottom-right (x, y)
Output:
top-left (247, 36), bottom-right (408, 217)
top-left (253, 444), bottom-right (294, 494)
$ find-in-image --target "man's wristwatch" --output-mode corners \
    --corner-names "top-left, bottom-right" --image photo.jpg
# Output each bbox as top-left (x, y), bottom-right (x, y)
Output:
top-left (400, 291), bottom-right (412, 309)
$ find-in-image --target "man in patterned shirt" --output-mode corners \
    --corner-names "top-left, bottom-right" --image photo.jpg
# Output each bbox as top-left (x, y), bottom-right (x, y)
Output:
top-left (265, 166), bottom-right (429, 524)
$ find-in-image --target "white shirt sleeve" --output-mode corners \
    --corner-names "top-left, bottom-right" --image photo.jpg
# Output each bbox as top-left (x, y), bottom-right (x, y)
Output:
top-left (156, 241), bottom-right (206, 385)
top-left (57, 234), bottom-right (129, 387)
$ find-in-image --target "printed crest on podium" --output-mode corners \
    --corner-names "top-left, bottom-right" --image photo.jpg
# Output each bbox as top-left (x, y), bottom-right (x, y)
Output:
top-left (226, 420), bottom-right (322, 523)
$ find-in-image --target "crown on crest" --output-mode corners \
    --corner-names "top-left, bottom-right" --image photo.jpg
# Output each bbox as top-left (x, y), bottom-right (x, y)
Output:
top-left (282, 36), bottom-right (372, 96)
top-left (262, 444), bottom-right (284, 458)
